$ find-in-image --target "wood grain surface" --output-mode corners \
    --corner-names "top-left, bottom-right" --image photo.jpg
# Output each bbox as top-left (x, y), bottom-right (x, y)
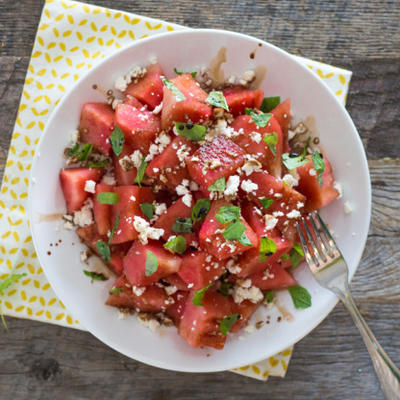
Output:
top-left (0, 1), bottom-right (400, 399)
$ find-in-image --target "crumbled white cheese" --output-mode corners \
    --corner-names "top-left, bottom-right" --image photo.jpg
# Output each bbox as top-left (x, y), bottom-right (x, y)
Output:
top-left (138, 314), bottom-right (160, 332)
top-left (250, 131), bottom-right (262, 143)
top-left (152, 101), bottom-right (163, 114)
top-left (176, 184), bottom-right (190, 196)
top-left (115, 65), bottom-right (147, 92)
top-left (118, 311), bottom-right (128, 320)
top-left (70, 130), bottom-right (79, 145)
top-left (84, 180), bottom-right (96, 194)
top-left (240, 70), bottom-right (256, 85)
top-left (297, 202), bottom-right (304, 209)
top-left (101, 172), bottom-right (116, 185)
top-left (144, 133), bottom-right (171, 162)
top-left (241, 179), bottom-right (258, 193)
top-left (244, 324), bottom-right (255, 334)
top-left (182, 193), bottom-right (193, 207)
top-left (224, 175), bottom-right (240, 197)
top-left (272, 211), bottom-right (284, 217)
top-left (242, 157), bottom-right (262, 176)
top-left (189, 181), bottom-right (199, 191)
top-left (176, 144), bottom-right (190, 162)
top-left (154, 202), bottom-right (167, 216)
top-left (333, 181), bottom-right (343, 198)
top-left (282, 173), bottom-right (298, 188)
top-left (227, 261), bottom-right (242, 275)
top-left (232, 279), bottom-right (263, 304)
top-left (344, 201), bottom-right (353, 214)
top-left (164, 285), bottom-right (178, 296)
top-left (73, 198), bottom-right (93, 227)
top-left (132, 286), bottom-right (146, 296)
top-left (133, 216), bottom-right (164, 244)
top-left (80, 250), bottom-right (89, 263)
top-left (264, 214), bottom-right (278, 231)
top-left (287, 209), bottom-right (301, 219)
top-left (309, 168), bottom-right (317, 176)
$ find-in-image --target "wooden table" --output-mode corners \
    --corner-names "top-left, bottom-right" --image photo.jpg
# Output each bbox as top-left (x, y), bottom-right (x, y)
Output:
top-left (1, 1), bottom-right (399, 399)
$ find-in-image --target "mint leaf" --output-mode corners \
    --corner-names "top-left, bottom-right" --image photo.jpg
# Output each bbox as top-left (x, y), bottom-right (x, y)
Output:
top-left (239, 231), bottom-right (252, 247)
top-left (264, 290), bottom-right (274, 303)
top-left (312, 151), bottom-right (325, 186)
top-left (220, 313), bottom-right (240, 335)
top-left (281, 153), bottom-right (309, 170)
top-left (161, 76), bottom-right (186, 101)
top-left (260, 198), bottom-right (273, 210)
top-left (0, 273), bottom-right (27, 294)
top-left (110, 126), bottom-right (125, 157)
top-left (68, 143), bottom-right (93, 161)
top-left (109, 287), bottom-right (123, 295)
top-left (108, 211), bottom-right (120, 245)
top-left (192, 282), bottom-right (214, 306)
top-left (223, 221), bottom-right (246, 241)
top-left (172, 217), bottom-right (193, 233)
top-left (134, 158), bottom-right (147, 186)
top-left (145, 250), bottom-right (158, 276)
top-left (245, 108), bottom-right (273, 127)
top-left (216, 205), bottom-right (240, 224)
top-left (89, 159), bottom-right (110, 168)
top-left (83, 270), bottom-right (108, 282)
top-left (290, 243), bottom-right (304, 268)
top-left (208, 177), bottom-right (226, 192)
top-left (191, 198), bottom-right (211, 223)
top-left (174, 68), bottom-right (197, 78)
top-left (219, 281), bottom-right (233, 297)
top-left (206, 91), bottom-right (229, 111)
top-left (259, 237), bottom-right (277, 262)
top-left (263, 132), bottom-right (278, 156)
top-left (174, 122), bottom-right (206, 142)
top-left (163, 235), bottom-right (187, 255)
top-left (140, 202), bottom-right (155, 220)
top-left (260, 96), bottom-right (280, 113)
top-left (288, 285), bottom-right (312, 309)
top-left (96, 241), bottom-right (111, 263)
top-left (97, 192), bottom-right (119, 205)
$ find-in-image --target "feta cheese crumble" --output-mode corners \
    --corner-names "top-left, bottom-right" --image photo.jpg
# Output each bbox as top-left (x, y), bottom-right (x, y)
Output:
top-left (84, 180), bottom-right (96, 194)
top-left (115, 65), bottom-right (147, 92)
top-left (241, 179), bottom-right (258, 193)
top-left (333, 181), bottom-right (343, 198)
top-left (232, 279), bottom-right (263, 304)
top-left (224, 175), bottom-right (240, 197)
top-left (73, 198), bottom-right (93, 227)
top-left (282, 173), bottom-right (298, 188)
top-left (264, 214), bottom-right (278, 231)
top-left (344, 201), bottom-right (353, 214)
top-left (133, 216), bottom-right (164, 244)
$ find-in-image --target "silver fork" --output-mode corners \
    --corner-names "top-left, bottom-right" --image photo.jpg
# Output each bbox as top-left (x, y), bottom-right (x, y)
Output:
top-left (297, 211), bottom-right (400, 400)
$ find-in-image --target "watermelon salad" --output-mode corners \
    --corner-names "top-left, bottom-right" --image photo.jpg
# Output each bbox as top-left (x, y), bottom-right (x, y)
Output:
top-left (59, 61), bottom-right (341, 350)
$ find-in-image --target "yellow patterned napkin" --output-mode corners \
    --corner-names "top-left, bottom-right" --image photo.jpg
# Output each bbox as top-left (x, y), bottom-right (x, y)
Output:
top-left (0, 0), bottom-right (352, 381)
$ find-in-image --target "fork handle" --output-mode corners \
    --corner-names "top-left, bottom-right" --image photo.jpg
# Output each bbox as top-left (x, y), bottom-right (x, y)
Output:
top-left (335, 288), bottom-right (400, 400)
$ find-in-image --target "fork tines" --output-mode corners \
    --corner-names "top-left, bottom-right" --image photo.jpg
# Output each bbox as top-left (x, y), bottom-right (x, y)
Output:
top-left (296, 211), bottom-right (341, 271)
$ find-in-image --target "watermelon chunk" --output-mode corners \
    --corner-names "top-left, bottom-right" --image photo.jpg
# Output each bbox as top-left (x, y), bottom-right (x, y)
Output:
top-left (231, 114), bottom-right (283, 176)
top-left (123, 95), bottom-right (144, 109)
top-left (161, 73), bottom-right (212, 130)
top-left (125, 64), bottom-right (164, 110)
top-left (154, 197), bottom-right (197, 245)
top-left (237, 203), bottom-right (292, 277)
top-left (93, 183), bottom-right (114, 235)
top-left (178, 250), bottom-right (226, 290)
top-left (186, 135), bottom-right (246, 190)
top-left (165, 291), bottom-right (189, 325)
top-left (248, 262), bottom-right (297, 290)
top-left (110, 186), bottom-right (155, 244)
top-left (123, 240), bottom-right (182, 286)
top-left (113, 142), bottom-right (137, 186)
top-left (106, 275), bottom-right (168, 312)
top-left (222, 87), bottom-right (264, 116)
top-left (115, 103), bottom-right (161, 153)
top-left (271, 99), bottom-right (291, 153)
top-left (60, 167), bottom-right (103, 214)
top-left (296, 155), bottom-right (339, 212)
top-left (146, 136), bottom-right (197, 189)
top-left (162, 274), bottom-right (189, 291)
top-left (178, 290), bottom-right (232, 349)
top-left (198, 199), bottom-right (259, 260)
top-left (229, 300), bottom-right (259, 333)
top-left (79, 103), bottom-right (115, 155)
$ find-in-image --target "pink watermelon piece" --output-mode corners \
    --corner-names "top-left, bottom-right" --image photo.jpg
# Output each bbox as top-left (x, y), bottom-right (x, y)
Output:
top-left (271, 99), bottom-right (291, 153)
top-left (93, 183), bottom-right (114, 235)
top-left (113, 142), bottom-right (137, 186)
top-left (248, 262), bottom-right (297, 290)
top-left (222, 86), bottom-right (264, 116)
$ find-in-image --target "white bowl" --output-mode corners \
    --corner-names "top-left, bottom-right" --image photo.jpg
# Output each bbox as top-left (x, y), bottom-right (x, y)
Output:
top-left (28, 29), bottom-right (371, 372)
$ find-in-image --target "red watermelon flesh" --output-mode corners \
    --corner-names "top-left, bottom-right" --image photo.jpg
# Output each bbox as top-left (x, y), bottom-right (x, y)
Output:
top-left (60, 167), bottom-right (103, 214)
top-left (124, 63), bottom-right (164, 110)
top-left (161, 73), bottom-right (212, 130)
top-left (198, 199), bottom-right (259, 260)
top-left (123, 95), bottom-right (144, 109)
top-left (248, 262), bottom-right (297, 290)
top-left (230, 114), bottom-right (283, 177)
top-left (123, 240), bottom-right (182, 286)
top-left (93, 183), bottom-right (114, 235)
top-left (271, 99), bottom-right (291, 153)
top-left (106, 275), bottom-right (168, 312)
top-left (166, 291), bottom-right (189, 325)
top-left (162, 274), bottom-right (189, 291)
top-left (115, 103), bottom-right (161, 153)
top-left (186, 135), bottom-right (246, 190)
top-left (110, 186), bottom-right (155, 244)
top-left (222, 86), bottom-right (264, 116)
top-left (178, 250), bottom-right (226, 290)
top-left (296, 155), bottom-right (339, 212)
top-left (79, 103), bottom-right (115, 155)
top-left (113, 142), bottom-right (137, 186)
